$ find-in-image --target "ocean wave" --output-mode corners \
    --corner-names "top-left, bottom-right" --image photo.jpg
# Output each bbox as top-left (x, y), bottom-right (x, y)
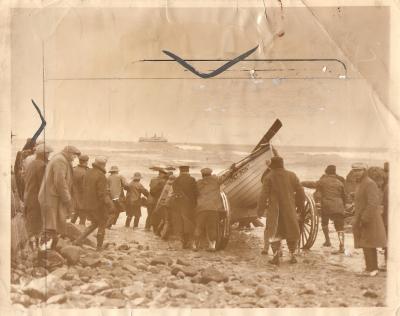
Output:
top-left (175, 144), bottom-right (203, 151)
top-left (231, 151), bottom-right (249, 156)
top-left (297, 151), bottom-right (388, 161)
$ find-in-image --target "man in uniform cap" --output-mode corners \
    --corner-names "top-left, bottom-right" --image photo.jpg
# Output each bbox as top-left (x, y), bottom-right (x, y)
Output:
top-left (23, 143), bottom-right (53, 250)
top-left (71, 154), bottom-right (90, 225)
top-left (38, 145), bottom-right (81, 250)
top-left (106, 165), bottom-right (128, 228)
top-left (74, 156), bottom-right (114, 251)
top-left (172, 165), bottom-right (198, 249)
top-left (257, 156), bottom-right (305, 265)
top-left (193, 167), bottom-right (224, 252)
top-left (351, 163), bottom-right (387, 276)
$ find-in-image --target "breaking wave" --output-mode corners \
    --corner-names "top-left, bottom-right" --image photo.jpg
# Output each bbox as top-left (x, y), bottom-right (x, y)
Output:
top-left (175, 144), bottom-right (203, 151)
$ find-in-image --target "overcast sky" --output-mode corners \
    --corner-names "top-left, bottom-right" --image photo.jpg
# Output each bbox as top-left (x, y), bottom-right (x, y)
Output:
top-left (11, 5), bottom-right (392, 148)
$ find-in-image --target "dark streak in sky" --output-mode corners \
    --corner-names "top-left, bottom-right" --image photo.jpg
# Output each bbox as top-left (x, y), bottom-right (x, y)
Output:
top-left (161, 45), bottom-right (259, 78)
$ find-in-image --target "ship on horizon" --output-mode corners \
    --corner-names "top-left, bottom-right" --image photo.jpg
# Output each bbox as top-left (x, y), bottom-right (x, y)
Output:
top-left (138, 133), bottom-right (168, 143)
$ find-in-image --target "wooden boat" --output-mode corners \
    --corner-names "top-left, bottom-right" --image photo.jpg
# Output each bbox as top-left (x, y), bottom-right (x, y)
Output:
top-left (215, 119), bottom-right (319, 250)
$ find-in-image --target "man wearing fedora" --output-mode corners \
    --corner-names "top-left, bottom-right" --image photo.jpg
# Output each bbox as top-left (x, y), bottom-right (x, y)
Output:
top-left (71, 154), bottom-right (90, 226)
top-left (38, 145), bottom-right (81, 250)
top-left (351, 163), bottom-right (387, 276)
top-left (257, 156), bottom-right (305, 265)
top-left (126, 172), bottom-right (149, 229)
top-left (172, 165), bottom-right (198, 249)
top-left (106, 165), bottom-right (128, 228)
top-left (193, 167), bottom-right (224, 252)
top-left (23, 143), bottom-right (53, 251)
top-left (74, 156), bottom-right (115, 251)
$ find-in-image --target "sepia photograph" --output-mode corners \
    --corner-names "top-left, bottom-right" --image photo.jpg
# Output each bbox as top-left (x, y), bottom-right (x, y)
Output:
top-left (2, 0), bottom-right (399, 313)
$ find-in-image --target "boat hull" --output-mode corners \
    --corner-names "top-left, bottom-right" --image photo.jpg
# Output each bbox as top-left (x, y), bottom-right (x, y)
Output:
top-left (219, 145), bottom-right (273, 221)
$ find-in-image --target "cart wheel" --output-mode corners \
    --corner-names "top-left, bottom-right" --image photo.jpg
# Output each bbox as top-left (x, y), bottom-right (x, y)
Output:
top-left (298, 192), bottom-right (319, 249)
top-left (216, 191), bottom-right (231, 250)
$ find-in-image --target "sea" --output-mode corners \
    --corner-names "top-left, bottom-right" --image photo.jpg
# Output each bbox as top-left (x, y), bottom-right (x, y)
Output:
top-left (12, 139), bottom-right (389, 187)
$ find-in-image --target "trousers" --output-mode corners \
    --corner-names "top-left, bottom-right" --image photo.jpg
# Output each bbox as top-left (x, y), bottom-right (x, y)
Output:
top-left (362, 248), bottom-right (378, 271)
top-left (194, 211), bottom-right (218, 242)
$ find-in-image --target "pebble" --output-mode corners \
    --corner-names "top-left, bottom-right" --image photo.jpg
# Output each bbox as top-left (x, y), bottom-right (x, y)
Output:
top-left (363, 289), bottom-right (379, 298)
top-left (150, 257), bottom-right (173, 266)
top-left (23, 274), bottom-right (64, 300)
top-left (60, 246), bottom-right (81, 265)
top-left (200, 267), bottom-right (229, 284)
top-left (81, 280), bottom-right (110, 295)
top-left (255, 285), bottom-right (269, 297)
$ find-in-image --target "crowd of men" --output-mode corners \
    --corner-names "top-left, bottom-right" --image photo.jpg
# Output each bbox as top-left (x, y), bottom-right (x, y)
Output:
top-left (11, 138), bottom-right (389, 277)
top-left (12, 139), bottom-right (226, 255)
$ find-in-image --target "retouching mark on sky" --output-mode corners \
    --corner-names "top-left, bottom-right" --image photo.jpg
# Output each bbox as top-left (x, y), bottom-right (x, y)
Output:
top-left (162, 45), bottom-right (259, 78)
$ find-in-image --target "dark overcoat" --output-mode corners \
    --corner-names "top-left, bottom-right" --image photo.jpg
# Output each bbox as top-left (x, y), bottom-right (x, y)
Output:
top-left (352, 175), bottom-right (387, 248)
top-left (83, 164), bottom-right (112, 224)
top-left (72, 164), bottom-right (88, 211)
top-left (23, 158), bottom-right (46, 236)
top-left (172, 173), bottom-right (198, 234)
top-left (257, 168), bottom-right (305, 242)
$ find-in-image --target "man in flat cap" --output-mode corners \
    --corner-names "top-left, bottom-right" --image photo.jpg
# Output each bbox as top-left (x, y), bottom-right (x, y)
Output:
top-left (71, 154), bottom-right (90, 226)
top-left (172, 165), bottom-right (198, 249)
top-left (38, 145), bottom-right (81, 250)
top-left (193, 167), bottom-right (224, 252)
top-left (301, 165), bottom-right (347, 253)
top-left (257, 156), bottom-right (305, 265)
top-left (351, 163), bottom-right (387, 276)
top-left (23, 143), bottom-right (53, 250)
top-left (125, 172), bottom-right (149, 229)
top-left (106, 165), bottom-right (128, 229)
top-left (74, 156), bottom-right (115, 251)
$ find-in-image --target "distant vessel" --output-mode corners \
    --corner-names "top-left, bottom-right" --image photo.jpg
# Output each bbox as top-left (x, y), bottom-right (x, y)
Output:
top-left (138, 133), bottom-right (168, 143)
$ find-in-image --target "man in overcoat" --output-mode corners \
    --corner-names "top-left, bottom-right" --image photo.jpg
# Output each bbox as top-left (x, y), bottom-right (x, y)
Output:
top-left (146, 167), bottom-right (169, 231)
top-left (74, 156), bottom-right (114, 250)
top-left (23, 143), bottom-right (53, 250)
top-left (257, 156), bottom-right (305, 265)
top-left (38, 145), bottom-right (81, 250)
top-left (351, 163), bottom-right (387, 276)
top-left (172, 165), bottom-right (198, 249)
top-left (193, 168), bottom-right (224, 252)
top-left (71, 154), bottom-right (89, 226)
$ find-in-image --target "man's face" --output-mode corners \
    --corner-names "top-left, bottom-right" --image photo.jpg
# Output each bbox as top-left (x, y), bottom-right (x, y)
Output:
top-left (80, 160), bottom-right (88, 167)
top-left (352, 169), bottom-right (365, 181)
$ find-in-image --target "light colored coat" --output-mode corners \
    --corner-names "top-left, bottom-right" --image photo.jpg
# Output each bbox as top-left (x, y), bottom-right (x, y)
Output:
top-left (38, 152), bottom-right (73, 234)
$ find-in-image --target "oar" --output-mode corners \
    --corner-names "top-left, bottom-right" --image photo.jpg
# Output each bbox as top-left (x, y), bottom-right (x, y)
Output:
top-left (252, 119), bottom-right (282, 153)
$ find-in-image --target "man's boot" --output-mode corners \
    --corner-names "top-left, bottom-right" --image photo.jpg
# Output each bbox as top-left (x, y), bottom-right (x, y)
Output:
top-left (289, 251), bottom-right (298, 264)
top-left (125, 216), bottom-right (132, 228)
top-left (96, 234), bottom-right (104, 252)
top-left (73, 225), bottom-right (97, 246)
top-left (261, 229), bottom-right (269, 255)
top-left (322, 225), bottom-right (332, 247)
top-left (332, 231), bottom-right (345, 254)
top-left (269, 241), bottom-right (281, 266)
top-left (192, 238), bottom-right (200, 252)
top-left (207, 240), bottom-right (217, 252)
